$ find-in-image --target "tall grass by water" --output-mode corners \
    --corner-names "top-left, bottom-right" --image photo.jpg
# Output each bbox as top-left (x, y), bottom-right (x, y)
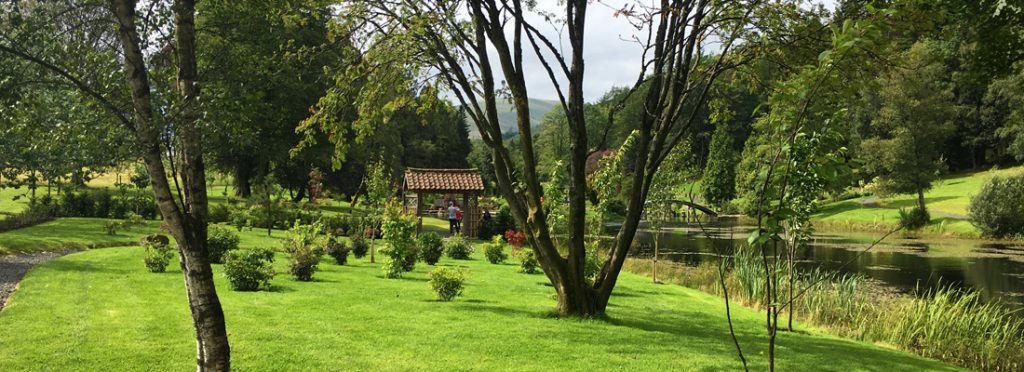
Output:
top-left (623, 252), bottom-right (1024, 371)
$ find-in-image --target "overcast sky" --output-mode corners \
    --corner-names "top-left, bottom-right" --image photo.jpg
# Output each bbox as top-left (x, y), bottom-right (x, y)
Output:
top-left (507, 1), bottom-right (836, 103)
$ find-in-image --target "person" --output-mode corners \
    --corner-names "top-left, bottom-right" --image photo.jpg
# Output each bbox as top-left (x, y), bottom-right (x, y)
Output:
top-left (455, 206), bottom-right (463, 234)
top-left (482, 209), bottom-right (492, 223)
top-left (447, 202), bottom-right (458, 235)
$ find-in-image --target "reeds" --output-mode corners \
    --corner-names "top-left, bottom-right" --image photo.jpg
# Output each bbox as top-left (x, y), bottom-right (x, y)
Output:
top-left (622, 257), bottom-right (1024, 371)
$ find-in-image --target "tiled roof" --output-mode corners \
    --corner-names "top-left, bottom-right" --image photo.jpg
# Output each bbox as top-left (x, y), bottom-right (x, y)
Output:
top-left (404, 168), bottom-right (485, 192)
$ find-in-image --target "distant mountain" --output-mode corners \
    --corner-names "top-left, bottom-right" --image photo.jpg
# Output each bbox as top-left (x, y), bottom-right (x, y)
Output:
top-left (463, 98), bottom-right (559, 138)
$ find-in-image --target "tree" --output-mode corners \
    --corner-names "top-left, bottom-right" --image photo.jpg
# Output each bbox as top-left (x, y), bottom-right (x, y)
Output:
top-left (307, 0), bottom-right (767, 316)
top-left (2, 1), bottom-right (230, 368)
top-left (861, 41), bottom-right (958, 213)
top-left (701, 123), bottom-right (739, 210)
top-left (197, 0), bottom-right (343, 198)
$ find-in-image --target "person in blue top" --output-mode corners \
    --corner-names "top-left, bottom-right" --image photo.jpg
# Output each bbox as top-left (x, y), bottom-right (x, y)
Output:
top-left (447, 202), bottom-right (458, 235)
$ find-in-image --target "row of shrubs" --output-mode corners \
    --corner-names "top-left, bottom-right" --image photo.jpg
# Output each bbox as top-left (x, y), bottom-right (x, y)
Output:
top-left (141, 217), bottom-right (540, 302)
top-left (209, 201), bottom-right (381, 238)
top-left (1, 189), bottom-right (159, 233)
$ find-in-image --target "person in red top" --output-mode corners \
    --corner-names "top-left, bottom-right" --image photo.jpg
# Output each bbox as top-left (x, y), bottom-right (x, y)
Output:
top-left (455, 207), bottom-right (463, 234)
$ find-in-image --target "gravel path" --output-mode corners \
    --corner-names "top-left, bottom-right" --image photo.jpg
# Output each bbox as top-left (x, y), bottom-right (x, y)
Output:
top-left (0, 249), bottom-right (78, 312)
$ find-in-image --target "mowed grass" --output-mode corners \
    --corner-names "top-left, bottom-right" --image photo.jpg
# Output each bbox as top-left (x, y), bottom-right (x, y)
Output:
top-left (0, 242), bottom-right (957, 370)
top-left (814, 166), bottom-right (1024, 237)
top-left (0, 218), bottom-right (291, 256)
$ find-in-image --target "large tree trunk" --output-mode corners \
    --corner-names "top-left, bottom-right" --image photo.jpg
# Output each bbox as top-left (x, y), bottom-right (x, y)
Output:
top-left (112, 0), bottom-right (230, 370)
top-left (917, 188), bottom-right (927, 213)
top-left (233, 162), bottom-right (252, 198)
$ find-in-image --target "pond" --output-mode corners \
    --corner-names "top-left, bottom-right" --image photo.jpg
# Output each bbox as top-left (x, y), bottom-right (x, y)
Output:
top-left (627, 220), bottom-right (1024, 309)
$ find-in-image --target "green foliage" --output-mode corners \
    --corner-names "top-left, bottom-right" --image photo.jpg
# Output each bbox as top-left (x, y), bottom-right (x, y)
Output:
top-left (968, 174), bottom-right (1024, 238)
top-left (477, 205), bottom-right (516, 241)
top-left (207, 225), bottom-right (241, 264)
top-left (861, 41), bottom-right (957, 201)
top-left (223, 248), bottom-right (276, 291)
top-left (283, 221), bottom-right (326, 281)
top-left (417, 232), bottom-right (444, 265)
top-left (444, 234), bottom-right (473, 260)
top-left (380, 202), bottom-right (418, 278)
top-left (103, 220), bottom-right (120, 235)
top-left (897, 207), bottom-right (931, 232)
top-left (141, 234), bottom-right (174, 273)
top-left (701, 124), bottom-right (738, 209)
top-left (325, 237), bottom-right (351, 265)
top-left (517, 249), bottom-right (539, 274)
top-left (350, 234), bottom-right (369, 258)
top-left (482, 236), bottom-right (508, 264)
top-left (427, 267), bottom-right (465, 302)
top-left (209, 203), bottom-right (231, 224)
top-left (584, 242), bottom-right (603, 281)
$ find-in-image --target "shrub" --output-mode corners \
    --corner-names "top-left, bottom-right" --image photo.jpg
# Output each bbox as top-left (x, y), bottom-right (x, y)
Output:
top-left (504, 229), bottom-right (526, 248)
top-left (283, 221), bottom-right (326, 281)
top-left (482, 236), bottom-right (507, 264)
top-left (584, 241), bottom-right (603, 280)
top-left (104, 220), bottom-right (120, 235)
top-left (428, 267), bottom-right (465, 302)
top-left (417, 232), bottom-right (444, 265)
top-left (478, 206), bottom-right (517, 240)
top-left (351, 234), bottom-right (369, 258)
top-left (123, 212), bottom-right (146, 229)
top-left (444, 234), bottom-right (473, 260)
top-left (325, 237), bottom-right (351, 265)
top-left (969, 174), bottom-right (1024, 238)
top-left (141, 234), bottom-right (174, 273)
top-left (517, 249), bottom-right (539, 274)
top-left (380, 204), bottom-right (418, 278)
top-left (209, 203), bottom-right (231, 223)
top-left (898, 207), bottom-right (930, 231)
top-left (223, 248), bottom-right (276, 291)
top-left (0, 203), bottom-right (57, 233)
top-left (207, 225), bottom-right (241, 264)
top-left (94, 189), bottom-right (113, 218)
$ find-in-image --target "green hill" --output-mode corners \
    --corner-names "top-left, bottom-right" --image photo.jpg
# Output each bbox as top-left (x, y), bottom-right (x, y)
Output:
top-left (814, 166), bottom-right (1024, 237)
top-left (465, 98), bottom-right (559, 138)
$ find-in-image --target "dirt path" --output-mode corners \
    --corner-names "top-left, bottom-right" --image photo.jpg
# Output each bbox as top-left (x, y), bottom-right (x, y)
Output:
top-left (0, 249), bottom-right (78, 312)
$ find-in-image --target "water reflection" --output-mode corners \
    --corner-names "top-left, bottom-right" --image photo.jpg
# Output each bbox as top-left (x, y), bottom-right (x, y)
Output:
top-left (629, 221), bottom-right (1024, 308)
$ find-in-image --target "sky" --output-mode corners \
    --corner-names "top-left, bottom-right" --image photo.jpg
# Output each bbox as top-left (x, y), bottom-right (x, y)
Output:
top-left (507, 0), bottom-right (837, 103)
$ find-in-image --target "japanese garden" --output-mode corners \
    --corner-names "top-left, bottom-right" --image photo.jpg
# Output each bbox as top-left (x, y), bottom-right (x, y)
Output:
top-left (2, 0), bottom-right (1024, 371)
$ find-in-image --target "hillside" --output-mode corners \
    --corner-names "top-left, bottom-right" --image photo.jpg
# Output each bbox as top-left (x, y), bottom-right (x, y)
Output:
top-left (465, 98), bottom-right (559, 138)
top-left (813, 166), bottom-right (1024, 237)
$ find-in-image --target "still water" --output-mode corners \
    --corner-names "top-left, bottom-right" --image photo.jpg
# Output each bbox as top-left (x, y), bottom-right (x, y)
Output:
top-left (628, 220), bottom-right (1024, 308)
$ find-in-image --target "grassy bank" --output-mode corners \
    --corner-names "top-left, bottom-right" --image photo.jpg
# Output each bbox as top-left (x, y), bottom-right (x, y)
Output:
top-left (813, 166), bottom-right (1024, 238)
top-left (0, 242), bottom-right (956, 371)
top-left (622, 255), bottom-right (1024, 371)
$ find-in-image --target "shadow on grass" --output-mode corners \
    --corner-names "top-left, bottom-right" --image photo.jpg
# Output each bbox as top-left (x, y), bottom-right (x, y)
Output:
top-left (884, 196), bottom-right (959, 210)
top-left (43, 258), bottom-right (134, 275)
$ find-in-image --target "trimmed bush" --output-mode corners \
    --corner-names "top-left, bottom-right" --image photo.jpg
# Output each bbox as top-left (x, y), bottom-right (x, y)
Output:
top-left (223, 248), bottom-right (276, 291)
top-left (483, 236), bottom-right (507, 264)
top-left (417, 232), bottom-right (444, 265)
top-left (444, 235), bottom-right (473, 260)
top-left (427, 267), bottom-right (465, 302)
top-left (969, 174), bottom-right (1024, 238)
top-left (517, 249), bottom-right (539, 274)
top-left (207, 225), bottom-right (241, 264)
top-left (351, 234), bottom-right (369, 258)
top-left (283, 222), bottom-right (326, 281)
top-left (325, 237), bottom-right (351, 265)
top-left (141, 234), bottom-right (174, 273)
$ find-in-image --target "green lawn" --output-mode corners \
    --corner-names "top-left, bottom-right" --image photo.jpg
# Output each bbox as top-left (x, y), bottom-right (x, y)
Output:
top-left (814, 166), bottom-right (1024, 237)
top-left (0, 239), bottom-right (956, 370)
top-left (0, 186), bottom-right (32, 218)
